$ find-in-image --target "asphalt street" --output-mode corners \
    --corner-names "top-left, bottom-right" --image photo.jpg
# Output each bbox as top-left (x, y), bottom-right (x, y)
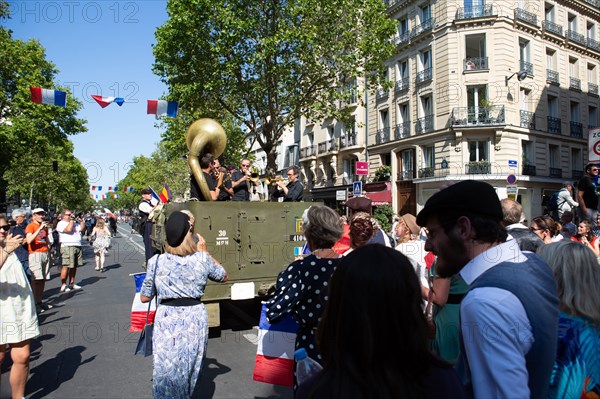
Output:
top-left (1, 224), bottom-right (292, 399)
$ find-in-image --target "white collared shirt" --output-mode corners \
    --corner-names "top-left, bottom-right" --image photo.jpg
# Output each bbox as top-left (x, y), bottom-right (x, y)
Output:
top-left (457, 240), bottom-right (533, 399)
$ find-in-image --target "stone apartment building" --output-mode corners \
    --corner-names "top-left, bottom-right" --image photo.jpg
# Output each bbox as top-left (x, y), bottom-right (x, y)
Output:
top-left (297, 0), bottom-right (600, 219)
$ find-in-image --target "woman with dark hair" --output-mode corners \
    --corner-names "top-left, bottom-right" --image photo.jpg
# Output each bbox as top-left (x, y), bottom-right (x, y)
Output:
top-left (530, 215), bottom-right (563, 244)
top-left (297, 245), bottom-right (465, 399)
top-left (343, 212), bottom-right (375, 255)
top-left (140, 211), bottom-right (228, 398)
top-left (571, 219), bottom-right (600, 257)
top-left (538, 240), bottom-right (600, 398)
top-left (266, 205), bottom-right (343, 387)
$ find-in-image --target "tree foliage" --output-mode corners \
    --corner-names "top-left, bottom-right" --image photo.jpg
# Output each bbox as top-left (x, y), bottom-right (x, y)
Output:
top-left (0, 3), bottom-right (88, 211)
top-left (153, 0), bottom-right (395, 174)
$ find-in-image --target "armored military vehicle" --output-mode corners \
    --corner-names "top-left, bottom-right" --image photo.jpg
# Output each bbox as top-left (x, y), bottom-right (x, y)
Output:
top-left (152, 119), bottom-right (311, 327)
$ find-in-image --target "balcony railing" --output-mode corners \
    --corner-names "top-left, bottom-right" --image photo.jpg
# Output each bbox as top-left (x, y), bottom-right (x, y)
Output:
top-left (455, 4), bottom-right (493, 20)
top-left (567, 30), bottom-right (586, 45)
top-left (590, 83), bottom-right (599, 97)
top-left (515, 8), bottom-right (537, 25)
top-left (570, 121), bottom-right (583, 138)
top-left (317, 139), bottom-right (337, 153)
top-left (464, 57), bottom-right (488, 71)
top-left (300, 145), bottom-right (317, 158)
top-left (522, 164), bottom-right (536, 176)
top-left (394, 31), bottom-right (410, 46)
top-left (418, 167), bottom-right (435, 178)
top-left (520, 60), bottom-right (534, 76)
top-left (547, 116), bottom-right (562, 134)
top-left (588, 37), bottom-right (600, 52)
top-left (465, 162), bottom-right (491, 175)
top-left (547, 69), bottom-right (560, 85)
top-left (549, 167), bottom-right (562, 178)
top-left (570, 77), bottom-right (581, 91)
top-left (376, 88), bottom-right (388, 100)
top-left (543, 20), bottom-right (563, 36)
top-left (397, 170), bottom-right (414, 181)
top-left (451, 105), bottom-right (506, 126)
top-left (395, 77), bottom-right (409, 93)
top-left (416, 68), bottom-right (433, 85)
top-left (520, 110), bottom-right (536, 129)
top-left (339, 132), bottom-right (357, 149)
top-left (410, 18), bottom-right (434, 39)
top-left (376, 127), bottom-right (391, 144)
top-left (415, 115), bottom-right (434, 134)
top-left (394, 121), bottom-right (411, 139)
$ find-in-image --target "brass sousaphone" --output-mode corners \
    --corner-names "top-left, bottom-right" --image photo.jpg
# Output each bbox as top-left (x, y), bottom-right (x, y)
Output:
top-left (186, 118), bottom-right (227, 201)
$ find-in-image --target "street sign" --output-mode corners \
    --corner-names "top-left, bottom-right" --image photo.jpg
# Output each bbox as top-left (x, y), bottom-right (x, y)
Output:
top-left (506, 184), bottom-right (518, 197)
top-left (336, 190), bottom-right (347, 201)
top-left (507, 174), bottom-right (517, 185)
top-left (508, 160), bottom-right (518, 168)
top-left (352, 181), bottom-right (362, 196)
top-left (356, 161), bottom-right (369, 175)
top-left (589, 127), bottom-right (600, 163)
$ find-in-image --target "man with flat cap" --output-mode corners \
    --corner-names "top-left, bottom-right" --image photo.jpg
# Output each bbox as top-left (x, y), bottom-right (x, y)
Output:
top-left (417, 180), bottom-right (559, 399)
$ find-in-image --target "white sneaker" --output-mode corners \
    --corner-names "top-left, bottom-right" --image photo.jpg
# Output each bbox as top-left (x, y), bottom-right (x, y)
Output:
top-left (70, 284), bottom-right (82, 290)
top-left (95, 266), bottom-right (100, 271)
top-left (60, 284), bottom-right (71, 293)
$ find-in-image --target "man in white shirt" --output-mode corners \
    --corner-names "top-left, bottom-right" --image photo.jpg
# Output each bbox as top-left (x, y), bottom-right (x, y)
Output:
top-left (417, 180), bottom-right (559, 399)
top-left (56, 210), bottom-right (83, 292)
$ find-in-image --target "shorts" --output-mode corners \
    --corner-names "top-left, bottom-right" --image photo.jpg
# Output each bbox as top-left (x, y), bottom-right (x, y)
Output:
top-left (60, 246), bottom-right (83, 269)
top-left (29, 252), bottom-right (50, 280)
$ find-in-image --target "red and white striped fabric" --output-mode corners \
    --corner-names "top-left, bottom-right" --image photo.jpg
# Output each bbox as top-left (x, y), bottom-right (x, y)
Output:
top-left (130, 273), bottom-right (156, 332)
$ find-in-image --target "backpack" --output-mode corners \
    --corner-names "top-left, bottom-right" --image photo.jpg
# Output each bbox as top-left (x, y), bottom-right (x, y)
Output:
top-left (546, 191), bottom-right (564, 219)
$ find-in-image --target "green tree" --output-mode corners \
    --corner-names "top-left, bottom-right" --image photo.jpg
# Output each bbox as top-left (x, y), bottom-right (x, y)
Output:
top-left (153, 0), bottom-right (395, 175)
top-left (0, 3), bottom-right (88, 209)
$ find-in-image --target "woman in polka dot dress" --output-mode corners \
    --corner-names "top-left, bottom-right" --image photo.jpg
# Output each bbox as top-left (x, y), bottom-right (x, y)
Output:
top-left (266, 205), bottom-right (343, 387)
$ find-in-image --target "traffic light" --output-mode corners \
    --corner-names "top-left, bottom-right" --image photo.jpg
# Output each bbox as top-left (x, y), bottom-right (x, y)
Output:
top-left (52, 161), bottom-right (58, 172)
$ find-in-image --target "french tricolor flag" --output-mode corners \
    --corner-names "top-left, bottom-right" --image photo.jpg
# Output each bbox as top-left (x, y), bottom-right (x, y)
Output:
top-left (252, 305), bottom-right (298, 387)
top-left (130, 273), bottom-right (156, 332)
top-left (147, 100), bottom-right (178, 117)
top-left (91, 95), bottom-right (125, 108)
top-left (30, 87), bottom-right (67, 108)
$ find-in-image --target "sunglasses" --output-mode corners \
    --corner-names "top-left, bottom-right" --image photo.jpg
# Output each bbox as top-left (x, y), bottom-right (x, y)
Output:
top-left (0, 225), bottom-right (10, 231)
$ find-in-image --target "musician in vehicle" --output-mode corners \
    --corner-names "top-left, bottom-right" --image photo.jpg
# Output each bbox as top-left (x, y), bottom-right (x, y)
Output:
top-left (230, 158), bottom-right (255, 201)
top-left (273, 165), bottom-right (304, 202)
top-left (213, 158), bottom-right (233, 201)
top-left (190, 153), bottom-right (221, 201)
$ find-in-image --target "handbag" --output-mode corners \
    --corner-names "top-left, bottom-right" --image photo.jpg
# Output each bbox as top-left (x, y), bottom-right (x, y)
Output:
top-left (135, 255), bottom-right (159, 356)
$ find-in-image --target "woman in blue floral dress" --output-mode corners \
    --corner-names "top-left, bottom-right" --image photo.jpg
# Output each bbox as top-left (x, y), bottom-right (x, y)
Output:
top-left (141, 211), bottom-right (227, 399)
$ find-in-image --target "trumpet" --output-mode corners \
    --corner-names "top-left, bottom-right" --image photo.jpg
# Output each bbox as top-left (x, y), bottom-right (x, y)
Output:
top-left (247, 166), bottom-right (261, 182)
top-left (264, 176), bottom-right (284, 185)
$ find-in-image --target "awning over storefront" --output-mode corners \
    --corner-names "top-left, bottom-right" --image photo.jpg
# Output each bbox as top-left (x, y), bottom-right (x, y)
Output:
top-left (342, 181), bottom-right (392, 206)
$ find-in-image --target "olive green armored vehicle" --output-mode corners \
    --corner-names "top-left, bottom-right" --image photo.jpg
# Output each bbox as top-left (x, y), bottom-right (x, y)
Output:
top-left (151, 119), bottom-right (312, 326)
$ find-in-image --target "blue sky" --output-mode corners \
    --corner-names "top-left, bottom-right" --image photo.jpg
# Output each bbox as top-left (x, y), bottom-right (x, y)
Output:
top-left (5, 0), bottom-right (169, 198)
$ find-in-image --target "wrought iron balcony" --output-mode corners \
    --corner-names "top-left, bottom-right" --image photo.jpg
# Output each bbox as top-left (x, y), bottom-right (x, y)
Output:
top-left (567, 30), bottom-right (586, 45)
top-left (376, 88), bottom-right (388, 100)
top-left (549, 167), bottom-right (562, 178)
top-left (451, 105), bottom-right (506, 126)
top-left (317, 139), bottom-right (337, 154)
top-left (522, 164), bottom-right (536, 176)
top-left (547, 116), bottom-right (562, 134)
top-left (418, 167), bottom-right (435, 178)
top-left (590, 83), bottom-right (599, 97)
top-left (547, 69), bottom-right (560, 85)
top-left (455, 4), bottom-right (493, 20)
top-left (395, 77), bottom-right (409, 93)
top-left (397, 170), bottom-right (414, 181)
top-left (376, 127), bottom-right (391, 144)
top-left (300, 145), bottom-right (317, 158)
top-left (520, 60), bottom-right (534, 76)
top-left (465, 161), bottom-right (491, 175)
top-left (464, 57), bottom-right (488, 71)
top-left (410, 18), bottom-right (434, 39)
top-left (570, 121), bottom-right (583, 138)
top-left (588, 37), bottom-right (600, 52)
top-left (570, 77), bottom-right (581, 91)
top-left (416, 68), bottom-right (433, 85)
top-left (394, 122), bottom-right (411, 139)
top-left (415, 115), bottom-right (434, 135)
top-left (520, 110), bottom-right (536, 129)
top-left (339, 132), bottom-right (357, 149)
top-left (543, 20), bottom-right (563, 36)
top-left (394, 31), bottom-right (410, 46)
top-left (515, 8), bottom-right (537, 25)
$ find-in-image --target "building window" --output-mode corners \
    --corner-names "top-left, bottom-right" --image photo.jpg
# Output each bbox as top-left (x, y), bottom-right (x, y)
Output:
top-left (343, 158), bottom-right (355, 184)
top-left (522, 140), bottom-right (534, 165)
top-left (379, 109), bottom-right (389, 129)
top-left (568, 13), bottom-right (577, 32)
top-left (548, 95), bottom-right (559, 117)
top-left (420, 48), bottom-right (432, 71)
top-left (420, 4), bottom-right (431, 24)
top-left (468, 140), bottom-right (489, 162)
top-left (399, 17), bottom-right (408, 35)
top-left (588, 63), bottom-right (597, 84)
top-left (570, 57), bottom-right (579, 79)
top-left (571, 101), bottom-right (580, 123)
top-left (545, 3), bottom-right (555, 22)
top-left (590, 106), bottom-right (598, 128)
top-left (549, 144), bottom-right (560, 168)
top-left (571, 148), bottom-right (582, 173)
top-left (285, 144), bottom-right (299, 167)
top-left (588, 21), bottom-right (596, 40)
top-left (401, 149), bottom-right (414, 179)
top-left (465, 33), bottom-right (486, 70)
top-left (519, 38), bottom-right (533, 75)
top-left (546, 48), bottom-right (556, 70)
top-left (422, 145), bottom-right (434, 168)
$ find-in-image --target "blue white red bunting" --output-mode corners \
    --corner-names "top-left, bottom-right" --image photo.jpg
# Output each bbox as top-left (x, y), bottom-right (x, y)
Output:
top-left (30, 87), bottom-right (67, 107)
